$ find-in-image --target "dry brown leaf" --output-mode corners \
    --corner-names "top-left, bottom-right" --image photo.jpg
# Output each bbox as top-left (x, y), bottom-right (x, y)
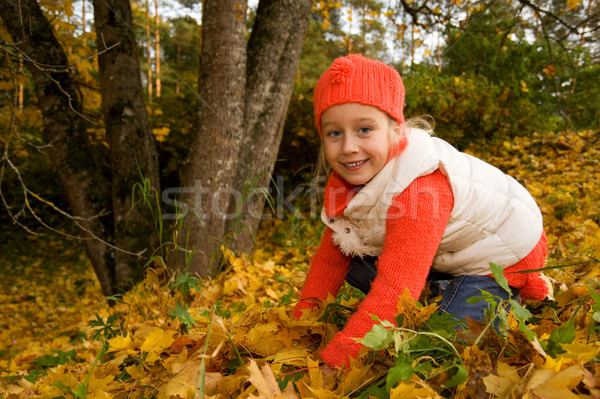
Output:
top-left (246, 359), bottom-right (298, 399)
top-left (454, 345), bottom-right (495, 399)
top-left (483, 362), bottom-right (531, 398)
top-left (157, 356), bottom-right (222, 399)
top-left (397, 289), bottom-right (438, 329)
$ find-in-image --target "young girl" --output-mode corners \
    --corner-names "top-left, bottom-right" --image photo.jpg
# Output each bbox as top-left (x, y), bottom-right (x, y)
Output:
top-left (292, 54), bottom-right (549, 370)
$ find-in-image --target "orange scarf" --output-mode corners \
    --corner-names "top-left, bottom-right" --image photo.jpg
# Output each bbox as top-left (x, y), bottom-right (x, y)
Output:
top-left (323, 135), bottom-right (408, 218)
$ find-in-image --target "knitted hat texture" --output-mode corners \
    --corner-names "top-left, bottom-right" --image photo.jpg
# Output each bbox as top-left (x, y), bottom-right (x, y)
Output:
top-left (314, 54), bottom-right (405, 136)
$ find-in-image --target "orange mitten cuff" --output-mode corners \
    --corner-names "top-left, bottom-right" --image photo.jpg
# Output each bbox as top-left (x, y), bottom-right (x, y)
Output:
top-left (293, 298), bottom-right (319, 319)
top-left (499, 232), bottom-right (549, 301)
top-left (320, 331), bottom-right (363, 369)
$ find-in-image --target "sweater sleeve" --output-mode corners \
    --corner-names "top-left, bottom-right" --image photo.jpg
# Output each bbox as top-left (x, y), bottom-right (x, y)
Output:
top-left (293, 227), bottom-right (351, 319)
top-left (320, 169), bottom-right (454, 368)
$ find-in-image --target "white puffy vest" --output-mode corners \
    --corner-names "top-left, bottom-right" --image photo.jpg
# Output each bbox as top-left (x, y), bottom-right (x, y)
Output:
top-left (321, 128), bottom-right (543, 276)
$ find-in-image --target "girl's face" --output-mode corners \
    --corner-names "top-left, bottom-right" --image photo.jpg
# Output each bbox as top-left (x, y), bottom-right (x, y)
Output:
top-left (321, 103), bottom-right (397, 186)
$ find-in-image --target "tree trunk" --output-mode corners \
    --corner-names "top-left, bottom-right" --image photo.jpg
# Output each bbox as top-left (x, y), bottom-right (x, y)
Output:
top-left (171, 0), bottom-right (247, 276)
top-left (92, 0), bottom-right (161, 287)
top-left (175, 40), bottom-right (180, 95)
top-left (146, 0), bottom-right (153, 102)
top-left (232, 0), bottom-right (313, 252)
top-left (0, 0), bottom-right (116, 295)
top-left (82, 0), bottom-right (86, 33)
top-left (170, 0), bottom-right (312, 276)
top-left (154, 0), bottom-right (161, 98)
top-left (18, 53), bottom-right (23, 111)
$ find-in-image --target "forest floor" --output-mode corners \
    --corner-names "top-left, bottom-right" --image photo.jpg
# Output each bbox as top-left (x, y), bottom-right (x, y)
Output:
top-left (1, 129), bottom-right (600, 398)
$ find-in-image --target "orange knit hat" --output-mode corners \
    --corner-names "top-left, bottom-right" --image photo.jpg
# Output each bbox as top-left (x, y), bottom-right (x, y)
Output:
top-left (314, 54), bottom-right (405, 136)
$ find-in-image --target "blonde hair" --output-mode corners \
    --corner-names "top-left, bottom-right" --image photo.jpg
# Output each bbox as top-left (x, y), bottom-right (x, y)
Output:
top-left (315, 114), bottom-right (435, 181)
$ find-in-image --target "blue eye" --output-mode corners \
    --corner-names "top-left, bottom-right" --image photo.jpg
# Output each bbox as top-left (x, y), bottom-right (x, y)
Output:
top-left (359, 127), bottom-right (371, 134)
top-left (328, 130), bottom-right (342, 137)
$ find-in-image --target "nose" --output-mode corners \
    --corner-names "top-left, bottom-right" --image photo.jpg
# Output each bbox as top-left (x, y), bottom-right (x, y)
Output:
top-left (341, 134), bottom-right (358, 154)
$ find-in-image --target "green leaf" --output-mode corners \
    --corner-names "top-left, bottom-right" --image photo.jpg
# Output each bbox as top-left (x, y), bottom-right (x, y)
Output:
top-left (395, 313), bottom-right (405, 327)
top-left (73, 383), bottom-right (88, 399)
top-left (380, 319), bottom-right (395, 329)
top-left (444, 363), bottom-right (467, 388)
top-left (549, 318), bottom-right (575, 345)
top-left (467, 289), bottom-right (498, 304)
top-left (386, 362), bottom-right (413, 391)
top-left (518, 319), bottom-right (536, 341)
top-left (509, 299), bottom-right (532, 321)
top-left (588, 286), bottom-right (600, 311)
top-left (169, 302), bottom-right (197, 328)
top-left (490, 262), bottom-right (511, 295)
top-left (359, 385), bottom-right (387, 399)
top-left (546, 318), bottom-right (576, 356)
top-left (361, 324), bottom-right (394, 350)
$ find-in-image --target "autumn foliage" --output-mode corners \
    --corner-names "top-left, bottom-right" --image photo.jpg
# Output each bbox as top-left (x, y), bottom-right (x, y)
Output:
top-left (1, 128), bottom-right (599, 398)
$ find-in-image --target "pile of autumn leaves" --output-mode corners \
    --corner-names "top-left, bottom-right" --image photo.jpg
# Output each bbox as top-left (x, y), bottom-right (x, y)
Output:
top-left (1, 129), bottom-right (600, 398)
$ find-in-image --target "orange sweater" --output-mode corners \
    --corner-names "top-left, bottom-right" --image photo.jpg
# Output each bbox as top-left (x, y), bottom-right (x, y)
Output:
top-left (294, 169), bottom-right (548, 368)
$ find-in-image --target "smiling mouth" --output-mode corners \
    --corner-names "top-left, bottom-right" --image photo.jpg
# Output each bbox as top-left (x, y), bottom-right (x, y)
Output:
top-left (343, 160), bottom-right (367, 167)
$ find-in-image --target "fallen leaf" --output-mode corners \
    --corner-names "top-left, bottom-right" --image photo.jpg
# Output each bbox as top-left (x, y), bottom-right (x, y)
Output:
top-left (157, 356), bottom-right (222, 399)
top-left (483, 362), bottom-right (530, 398)
top-left (526, 364), bottom-right (584, 398)
top-left (389, 375), bottom-right (442, 398)
top-left (454, 345), bottom-right (495, 399)
top-left (140, 328), bottom-right (177, 364)
top-left (246, 359), bottom-right (298, 399)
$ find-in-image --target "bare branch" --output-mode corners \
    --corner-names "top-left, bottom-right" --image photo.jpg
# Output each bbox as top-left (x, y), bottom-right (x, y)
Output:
top-left (0, 37), bottom-right (120, 73)
top-left (1, 152), bottom-right (145, 256)
top-left (1, 38), bottom-right (121, 127)
top-left (517, 0), bottom-right (585, 35)
top-left (0, 45), bottom-right (144, 258)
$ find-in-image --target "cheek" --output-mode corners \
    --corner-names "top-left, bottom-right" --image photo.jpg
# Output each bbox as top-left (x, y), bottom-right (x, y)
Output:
top-left (323, 143), bottom-right (337, 162)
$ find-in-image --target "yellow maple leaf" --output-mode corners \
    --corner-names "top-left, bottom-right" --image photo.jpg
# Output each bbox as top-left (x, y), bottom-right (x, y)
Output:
top-left (306, 355), bottom-right (324, 391)
top-left (483, 362), bottom-right (526, 398)
top-left (140, 328), bottom-right (177, 365)
top-left (87, 372), bottom-right (117, 399)
top-left (304, 385), bottom-right (342, 398)
top-left (397, 289), bottom-right (438, 329)
top-left (244, 322), bottom-right (285, 356)
top-left (274, 327), bottom-right (303, 348)
top-left (266, 348), bottom-right (309, 367)
top-left (390, 375), bottom-right (442, 398)
top-left (526, 364), bottom-right (584, 398)
top-left (157, 356), bottom-right (222, 399)
top-left (38, 370), bottom-right (80, 397)
top-left (106, 334), bottom-right (135, 355)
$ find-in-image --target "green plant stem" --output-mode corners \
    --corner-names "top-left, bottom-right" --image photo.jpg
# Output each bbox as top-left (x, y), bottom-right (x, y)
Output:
top-left (225, 328), bottom-right (250, 376)
top-left (399, 328), bottom-right (463, 360)
top-left (194, 308), bottom-right (214, 399)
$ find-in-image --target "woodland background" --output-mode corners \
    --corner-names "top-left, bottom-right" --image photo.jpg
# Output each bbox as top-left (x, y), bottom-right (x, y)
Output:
top-left (1, 0), bottom-right (600, 398)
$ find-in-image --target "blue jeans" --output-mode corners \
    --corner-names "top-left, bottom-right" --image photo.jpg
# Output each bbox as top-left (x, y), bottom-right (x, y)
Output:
top-left (437, 274), bottom-right (519, 326)
top-left (346, 256), bottom-right (519, 326)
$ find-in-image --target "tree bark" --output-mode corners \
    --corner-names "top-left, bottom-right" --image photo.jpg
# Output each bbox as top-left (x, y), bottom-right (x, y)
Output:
top-left (82, 0), bottom-right (86, 33)
top-left (232, 0), bottom-right (313, 252)
top-left (154, 0), bottom-right (161, 98)
top-left (18, 53), bottom-right (23, 111)
top-left (0, 0), bottom-right (116, 295)
top-left (92, 0), bottom-right (161, 287)
top-left (171, 0), bottom-right (247, 276)
top-left (146, 0), bottom-right (153, 102)
top-left (171, 0), bottom-right (312, 276)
